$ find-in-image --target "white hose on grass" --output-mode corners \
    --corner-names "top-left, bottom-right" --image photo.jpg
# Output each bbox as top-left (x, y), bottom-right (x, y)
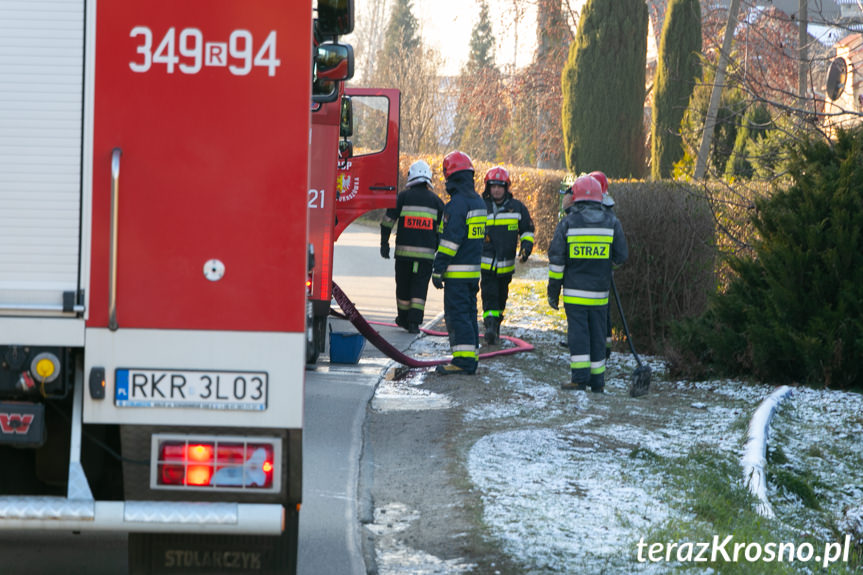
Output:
top-left (741, 385), bottom-right (793, 518)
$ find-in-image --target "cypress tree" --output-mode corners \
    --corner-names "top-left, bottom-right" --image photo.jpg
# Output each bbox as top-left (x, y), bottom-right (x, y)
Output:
top-left (379, 0), bottom-right (420, 63)
top-left (561, 0), bottom-right (647, 178)
top-left (725, 103), bottom-right (773, 180)
top-left (452, 0), bottom-right (505, 161)
top-left (373, 0), bottom-right (443, 153)
top-left (468, 0), bottom-right (494, 72)
top-left (650, 0), bottom-right (702, 180)
top-left (675, 65), bottom-right (746, 179)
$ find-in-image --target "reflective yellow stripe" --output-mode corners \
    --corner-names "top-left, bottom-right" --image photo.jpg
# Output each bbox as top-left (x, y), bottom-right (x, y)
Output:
top-left (453, 350), bottom-right (479, 359)
top-left (444, 270), bottom-right (481, 279)
top-left (567, 235), bottom-right (613, 244)
top-left (562, 295), bottom-right (609, 306)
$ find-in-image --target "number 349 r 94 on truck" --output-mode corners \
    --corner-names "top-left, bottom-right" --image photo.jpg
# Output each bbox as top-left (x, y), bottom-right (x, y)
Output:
top-left (0, 0), bottom-right (381, 573)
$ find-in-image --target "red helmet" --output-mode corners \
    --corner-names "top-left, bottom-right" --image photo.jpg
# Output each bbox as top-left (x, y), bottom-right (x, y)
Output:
top-left (442, 150), bottom-right (474, 179)
top-left (589, 171), bottom-right (608, 194)
top-left (484, 166), bottom-right (511, 190)
top-left (571, 175), bottom-right (603, 203)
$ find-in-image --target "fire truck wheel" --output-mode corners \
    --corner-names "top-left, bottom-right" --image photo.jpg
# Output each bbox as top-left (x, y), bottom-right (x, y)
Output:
top-left (128, 507), bottom-right (299, 574)
top-left (306, 315), bottom-right (326, 365)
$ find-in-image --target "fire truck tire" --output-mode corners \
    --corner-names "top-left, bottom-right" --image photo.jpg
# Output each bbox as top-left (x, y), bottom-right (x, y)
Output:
top-left (128, 507), bottom-right (299, 574)
top-left (306, 315), bottom-right (326, 364)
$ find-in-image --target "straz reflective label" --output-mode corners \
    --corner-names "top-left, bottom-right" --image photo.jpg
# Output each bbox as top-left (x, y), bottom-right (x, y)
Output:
top-left (115, 369), bottom-right (268, 410)
top-left (569, 243), bottom-right (609, 259)
top-left (405, 216), bottom-right (433, 230)
top-left (468, 223), bottom-right (486, 239)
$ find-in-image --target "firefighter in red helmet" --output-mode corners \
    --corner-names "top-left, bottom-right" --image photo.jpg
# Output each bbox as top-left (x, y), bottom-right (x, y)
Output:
top-left (548, 175), bottom-right (628, 392)
top-left (480, 165), bottom-right (534, 344)
top-left (431, 151), bottom-right (487, 375)
top-left (589, 170), bottom-right (615, 358)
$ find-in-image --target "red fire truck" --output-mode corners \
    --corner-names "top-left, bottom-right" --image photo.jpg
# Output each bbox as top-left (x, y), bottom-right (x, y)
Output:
top-left (306, 87), bottom-right (401, 363)
top-left (0, 1), bottom-right (354, 572)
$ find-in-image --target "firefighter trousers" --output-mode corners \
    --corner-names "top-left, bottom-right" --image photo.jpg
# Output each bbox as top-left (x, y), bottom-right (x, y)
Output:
top-left (564, 303), bottom-right (607, 389)
top-left (480, 270), bottom-right (512, 321)
top-left (443, 279), bottom-right (479, 373)
top-left (395, 258), bottom-right (433, 327)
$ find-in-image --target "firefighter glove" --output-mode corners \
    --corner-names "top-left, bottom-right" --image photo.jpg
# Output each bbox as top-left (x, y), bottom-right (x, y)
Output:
top-left (547, 284), bottom-right (560, 310)
top-left (432, 273), bottom-right (444, 290)
top-left (380, 244), bottom-right (390, 259)
top-left (518, 241), bottom-right (533, 262)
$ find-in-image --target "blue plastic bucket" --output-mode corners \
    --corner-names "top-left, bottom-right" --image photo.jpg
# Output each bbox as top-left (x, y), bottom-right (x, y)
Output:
top-left (329, 331), bottom-right (366, 364)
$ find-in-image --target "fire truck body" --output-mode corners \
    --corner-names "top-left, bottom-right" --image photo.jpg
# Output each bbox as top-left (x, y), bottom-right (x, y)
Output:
top-left (0, 0), bottom-right (352, 572)
top-left (306, 87), bottom-right (401, 362)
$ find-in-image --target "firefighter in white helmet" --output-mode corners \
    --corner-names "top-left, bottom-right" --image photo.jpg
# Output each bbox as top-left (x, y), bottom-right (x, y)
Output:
top-left (547, 175), bottom-right (628, 392)
top-left (380, 160), bottom-right (445, 333)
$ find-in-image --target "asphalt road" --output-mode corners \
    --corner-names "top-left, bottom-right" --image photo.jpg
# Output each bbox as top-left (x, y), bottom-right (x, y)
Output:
top-left (298, 221), bottom-right (444, 574)
top-left (0, 222), bottom-right (438, 575)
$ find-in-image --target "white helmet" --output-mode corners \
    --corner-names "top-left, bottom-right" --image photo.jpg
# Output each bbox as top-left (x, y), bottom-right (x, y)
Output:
top-left (406, 160), bottom-right (433, 187)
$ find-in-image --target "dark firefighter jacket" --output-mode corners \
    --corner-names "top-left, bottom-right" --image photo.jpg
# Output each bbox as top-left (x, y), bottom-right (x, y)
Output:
top-left (433, 171), bottom-right (486, 282)
top-left (548, 202), bottom-right (628, 306)
top-left (380, 183), bottom-right (445, 260)
top-left (481, 191), bottom-right (534, 276)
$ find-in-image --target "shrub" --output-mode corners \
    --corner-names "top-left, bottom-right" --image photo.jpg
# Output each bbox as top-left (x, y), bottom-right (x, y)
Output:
top-left (669, 127), bottom-right (863, 388)
top-left (610, 181), bottom-right (716, 353)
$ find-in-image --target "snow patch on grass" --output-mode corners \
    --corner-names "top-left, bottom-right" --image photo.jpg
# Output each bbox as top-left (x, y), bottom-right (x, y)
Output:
top-left (468, 428), bottom-right (672, 571)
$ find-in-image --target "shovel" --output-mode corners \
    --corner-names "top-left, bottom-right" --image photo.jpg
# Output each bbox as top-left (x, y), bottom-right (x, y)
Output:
top-left (611, 274), bottom-right (652, 397)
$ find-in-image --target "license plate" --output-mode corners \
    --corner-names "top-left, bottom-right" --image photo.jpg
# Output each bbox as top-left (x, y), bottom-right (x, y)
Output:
top-left (114, 369), bottom-right (268, 411)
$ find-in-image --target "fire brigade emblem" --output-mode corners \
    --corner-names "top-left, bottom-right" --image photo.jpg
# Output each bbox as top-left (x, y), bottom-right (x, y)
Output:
top-left (337, 172), bottom-right (360, 202)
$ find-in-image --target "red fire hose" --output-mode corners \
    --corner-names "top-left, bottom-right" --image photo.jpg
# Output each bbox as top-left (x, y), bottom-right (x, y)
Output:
top-left (331, 283), bottom-right (533, 368)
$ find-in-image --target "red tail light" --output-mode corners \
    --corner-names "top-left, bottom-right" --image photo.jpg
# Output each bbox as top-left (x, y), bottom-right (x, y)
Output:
top-left (155, 436), bottom-right (278, 491)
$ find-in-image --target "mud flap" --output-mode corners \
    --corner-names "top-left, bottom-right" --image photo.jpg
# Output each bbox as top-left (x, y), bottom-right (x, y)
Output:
top-left (0, 401), bottom-right (46, 447)
top-left (128, 507), bottom-right (299, 575)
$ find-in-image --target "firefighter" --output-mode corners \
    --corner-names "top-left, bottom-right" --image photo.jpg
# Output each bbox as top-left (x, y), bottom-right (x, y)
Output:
top-left (589, 170), bottom-right (615, 359)
top-left (547, 175), bottom-right (628, 392)
top-left (431, 151), bottom-right (486, 375)
top-left (380, 160), bottom-right (446, 333)
top-left (480, 165), bottom-right (534, 344)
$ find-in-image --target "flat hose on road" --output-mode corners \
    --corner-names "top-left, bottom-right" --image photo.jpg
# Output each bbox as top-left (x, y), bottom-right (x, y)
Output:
top-left (331, 282), bottom-right (533, 368)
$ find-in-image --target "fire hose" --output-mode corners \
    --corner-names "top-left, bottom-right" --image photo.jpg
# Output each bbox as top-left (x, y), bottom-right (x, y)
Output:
top-left (331, 282), bottom-right (533, 368)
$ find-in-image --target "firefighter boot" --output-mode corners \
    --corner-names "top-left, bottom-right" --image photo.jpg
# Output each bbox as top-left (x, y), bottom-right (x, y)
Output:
top-left (561, 381), bottom-right (588, 391)
top-left (484, 316), bottom-right (500, 345)
top-left (435, 363), bottom-right (472, 376)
